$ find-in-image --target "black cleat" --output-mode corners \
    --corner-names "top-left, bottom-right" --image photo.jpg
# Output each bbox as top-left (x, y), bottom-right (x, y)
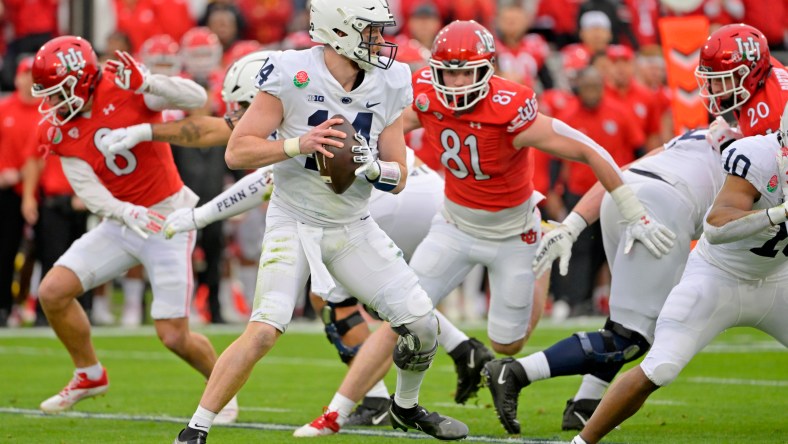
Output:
top-left (448, 337), bottom-right (495, 404)
top-left (482, 357), bottom-right (529, 434)
top-left (389, 396), bottom-right (469, 440)
top-left (561, 398), bottom-right (601, 431)
top-left (173, 427), bottom-right (207, 444)
top-left (345, 396), bottom-right (392, 426)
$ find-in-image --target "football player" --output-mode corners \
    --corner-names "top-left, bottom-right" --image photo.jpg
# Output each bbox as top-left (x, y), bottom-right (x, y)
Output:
top-left (172, 1), bottom-right (469, 442)
top-left (297, 19), bottom-right (677, 437)
top-left (571, 103), bottom-right (788, 444)
top-left (102, 49), bottom-right (447, 427)
top-left (28, 36), bottom-right (238, 421)
top-left (695, 23), bottom-right (788, 138)
top-left (485, 126), bottom-right (735, 434)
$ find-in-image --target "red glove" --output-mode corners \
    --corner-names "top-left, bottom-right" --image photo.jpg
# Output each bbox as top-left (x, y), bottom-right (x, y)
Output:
top-left (105, 50), bottom-right (150, 94)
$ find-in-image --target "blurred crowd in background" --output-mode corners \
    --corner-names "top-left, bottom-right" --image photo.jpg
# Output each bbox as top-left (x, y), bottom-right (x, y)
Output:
top-left (0, 0), bottom-right (786, 328)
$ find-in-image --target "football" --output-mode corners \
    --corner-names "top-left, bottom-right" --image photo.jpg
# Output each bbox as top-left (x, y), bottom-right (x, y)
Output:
top-left (315, 114), bottom-right (359, 194)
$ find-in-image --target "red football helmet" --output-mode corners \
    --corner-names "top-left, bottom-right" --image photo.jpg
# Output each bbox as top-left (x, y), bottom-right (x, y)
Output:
top-left (695, 24), bottom-right (772, 116)
top-left (31, 35), bottom-right (100, 126)
top-left (429, 20), bottom-right (496, 111)
top-left (180, 27), bottom-right (222, 81)
top-left (139, 34), bottom-right (181, 76)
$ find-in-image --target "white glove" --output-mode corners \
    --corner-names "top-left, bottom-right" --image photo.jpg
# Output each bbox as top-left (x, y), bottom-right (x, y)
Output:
top-left (163, 208), bottom-right (203, 239)
top-left (352, 133), bottom-right (380, 179)
top-left (611, 185), bottom-right (677, 258)
top-left (533, 212), bottom-right (587, 278)
top-left (120, 204), bottom-right (165, 239)
top-left (101, 124), bottom-right (153, 154)
top-left (706, 116), bottom-right (741, 152)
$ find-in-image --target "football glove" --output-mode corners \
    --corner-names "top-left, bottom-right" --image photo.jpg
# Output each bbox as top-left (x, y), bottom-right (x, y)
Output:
top-left (105, 50), bottom-right (150, 94)
top-left (612, 185), bottom-right (676, 258)
top-left (100, 124), bottom-right (153, 154)
top-left (706, 116), bottom-right (741, 152)
top-left (162, 208), bottom-right (200, 240)
top-left (120, 204), bottom-right (165, 239)
top-left (532, 213), bottom-right (587, 278)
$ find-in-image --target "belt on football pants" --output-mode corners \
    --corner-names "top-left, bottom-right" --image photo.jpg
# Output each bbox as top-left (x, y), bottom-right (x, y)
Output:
top-left (629, 168), bottom-right (669, 185)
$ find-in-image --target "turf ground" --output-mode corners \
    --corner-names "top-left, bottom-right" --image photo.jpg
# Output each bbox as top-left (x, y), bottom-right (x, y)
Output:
top-left (0, 319), bottom-right (785, 443)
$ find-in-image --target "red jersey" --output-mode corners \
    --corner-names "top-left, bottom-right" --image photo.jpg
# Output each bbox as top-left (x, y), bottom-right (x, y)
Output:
top-left (538, 88), bottom-right (577, 118)
top-left (605, 80), bottom-right (661, 138)
top-left (40, 155), bottom-right (74, 197)
top-left (496, 34), bottom-right (550, 87)
top-left (735, 64), bottom-right (788, 137)
top-left (0, 93), bottom-right (41, 195)
top-left (412, 68), bottom-right (538, 211)
top-left (113, 0), bottom-right (194, 52)
top-left (3, 0), bottom-right (58, 38)
top-left (558, 95), bottom-right (644, 195)
top-left (38, 76), bottom-right (184, 207)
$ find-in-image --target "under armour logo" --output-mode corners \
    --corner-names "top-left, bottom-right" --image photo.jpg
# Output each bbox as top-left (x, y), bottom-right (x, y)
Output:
top-left (103, 104), bottom-right (115, 115)
top-left (469, 121), bottom-right (482, 129)
top-left (641, 215), bottom-right (650, 225)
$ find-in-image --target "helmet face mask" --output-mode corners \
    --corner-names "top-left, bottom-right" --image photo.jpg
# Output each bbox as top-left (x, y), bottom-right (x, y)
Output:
top-left (309, 0), bottom-right (398, 71)
top-left (31, 36), bottom-right (99, 126)
top-left (694, 24), bottom-right (771, 116)
top-left (429, 20), bottom-right (496, 112)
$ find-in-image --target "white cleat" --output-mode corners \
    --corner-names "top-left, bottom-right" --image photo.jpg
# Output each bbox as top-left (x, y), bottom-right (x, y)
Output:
top-left (293, 410), bottom-right (341, 437)
top-left (214, 395), bottom-right (239, 424)
top-left (40, 369), bottom-right (110, 413)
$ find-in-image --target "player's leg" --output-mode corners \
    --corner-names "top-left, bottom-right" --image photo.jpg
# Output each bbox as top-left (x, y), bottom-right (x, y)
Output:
top-left (409, 214), bottom-right (495, 403)
top-left (575, 254), bottom-right (739, 444)
top-left (563, 182), bottom-right (693, 429)
top-left (176, 205), bottom-right (310, 442)
top-left (39, 221), bottom-right (138, 412)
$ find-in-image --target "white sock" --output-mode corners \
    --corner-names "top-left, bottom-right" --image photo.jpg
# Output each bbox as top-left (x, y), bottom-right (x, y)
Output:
top-left (571, 435), bottom-right (589, 444)
top-left (76, 362), bottom-right (104, 381)
top-left (327, 393), bottom-right (356, 425)
top-left (122, 278), bottom-right (144, 310)
top-left (394, 367), bottom-right (426, 409)
top-left (238, 266), bottom-right (258, 306)
top-left (364, 380), bottom-right (389, 399)
top-left (434, 310), bottom-right (468, 353)
top-left (188, 405), bottom-right (217, 433)
top-left (574, 374), bottom-right (609, 401)
top-left (517, 352), bottom-right (551, 382)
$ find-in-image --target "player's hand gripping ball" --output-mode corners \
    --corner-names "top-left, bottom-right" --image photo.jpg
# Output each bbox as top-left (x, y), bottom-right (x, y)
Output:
top-left (315, 114), bottom-right (363, 194)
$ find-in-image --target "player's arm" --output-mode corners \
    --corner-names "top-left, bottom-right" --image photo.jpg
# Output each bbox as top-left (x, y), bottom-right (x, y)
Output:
top-left (101, 116), bottom-right (232, 154)
top-left (402, 106), bottom-right (423, 133)
top-left (163, 166), bottom-right (273, 238)
top-left (360, 113), bottom-right (408, 194)
top-left (703, 174), bottom-right (779, 244)
top-left (20, 156), bottom-right (44, 225)
top-left (60, 157), bottom-right (164, 238)
top-left (225, 91), bottom-right (344, 170)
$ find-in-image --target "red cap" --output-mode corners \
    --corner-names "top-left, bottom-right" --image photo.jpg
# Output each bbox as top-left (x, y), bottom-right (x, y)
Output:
top-left (16, 56), bottom-right (34, 76)
top-left (606, 44), bottom-right (634, 61)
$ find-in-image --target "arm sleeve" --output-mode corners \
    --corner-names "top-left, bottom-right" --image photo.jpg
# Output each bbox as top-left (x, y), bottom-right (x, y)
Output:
top-left (193, 166), bottom-right (273, 226)
top-left (704, 209), bottom-right (777, 244)
top-left (60, 157), bottom-right (128, 219)
top-left (143, 74), bottom-right (208, 111)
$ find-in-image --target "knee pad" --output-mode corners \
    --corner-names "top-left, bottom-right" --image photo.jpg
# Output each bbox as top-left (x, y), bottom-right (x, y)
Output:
top-left (392, 313), bottom-right (438, 372)
top-left (321, 299), bottom-right (364, 364)
top-left (573, 319), bottom-right (650, 364)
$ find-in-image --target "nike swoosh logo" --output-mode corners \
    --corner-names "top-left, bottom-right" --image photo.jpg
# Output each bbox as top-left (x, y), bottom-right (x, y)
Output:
top-left (366, 101), bottom-right (381, 108)
top-left (371, 412), bottom-right (389, 425)
top-left (497, 365), bottom-right (507, 385)
top-left (573, 411), bottom-right (588, 426)
top-left (467, 349), bottom-right (475, 369)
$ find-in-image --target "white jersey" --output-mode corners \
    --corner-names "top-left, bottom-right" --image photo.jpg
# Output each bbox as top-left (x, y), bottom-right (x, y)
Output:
top-left (255, 46), bottom-right (413, 226)
top-left (630, 129), bottom-right (725, 238)
top-left (696, 133), bottom-right (788, 280)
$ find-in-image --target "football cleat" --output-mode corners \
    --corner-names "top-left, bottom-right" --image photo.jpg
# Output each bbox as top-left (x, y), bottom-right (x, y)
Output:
top-left (174, 427), bottom-right (208, 444)
top-left (345, 396), bottom-right (391, 426)
top-left (293, 409), bottom-right (341, 437)
top-left (448, 337), bottom-right (495, 404)
top-left (561, 398), bottom-right (601, 431)
top-left (389, 396), bottom-right (469, 440)
top-left (40, 369), bottom-right (109, 413)
top-left (214, 395), bottom-right (239, 424)
top-left (482, 358), bottom-right (529, 434)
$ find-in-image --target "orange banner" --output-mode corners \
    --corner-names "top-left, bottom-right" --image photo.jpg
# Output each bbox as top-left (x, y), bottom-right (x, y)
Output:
top-left (658, 16), bottom-right (711, 135)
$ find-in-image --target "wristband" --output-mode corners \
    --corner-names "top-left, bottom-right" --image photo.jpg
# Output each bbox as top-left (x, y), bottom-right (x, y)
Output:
top-left (562, 212), bottom-right (589, 241)
top-left (370, 160), bottom-right (401, 192)
top-left (610, 185), bottom-right (646, 223)
top-left (283, 137), bottom-right (301, 158)
top-left (766, 205), bottom-right (788, 226)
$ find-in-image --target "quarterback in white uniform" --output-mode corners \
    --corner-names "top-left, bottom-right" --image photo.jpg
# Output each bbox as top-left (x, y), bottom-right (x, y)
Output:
top-left (484, 127), bottom-right (730, 433)
top-left (172, 1), bottom-right (469, 443)
top-left (572, 106), bottom-right (788, 444)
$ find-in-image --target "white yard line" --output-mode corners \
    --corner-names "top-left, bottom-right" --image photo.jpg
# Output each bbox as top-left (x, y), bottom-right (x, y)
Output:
top-left (0, 407), bottom-right (561, 443)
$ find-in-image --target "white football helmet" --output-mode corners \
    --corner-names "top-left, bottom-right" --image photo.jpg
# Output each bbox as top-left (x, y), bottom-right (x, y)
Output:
top-left (780, 101), bottom-right (788, 148)
top-left (309, 0), bottom-right (398, 71)
top-left (221, 50), bottom-right (276, 128)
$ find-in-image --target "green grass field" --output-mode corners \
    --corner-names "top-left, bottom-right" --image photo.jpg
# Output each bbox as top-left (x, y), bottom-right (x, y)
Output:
top-left (0, 319), bottom-right (785, 443)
